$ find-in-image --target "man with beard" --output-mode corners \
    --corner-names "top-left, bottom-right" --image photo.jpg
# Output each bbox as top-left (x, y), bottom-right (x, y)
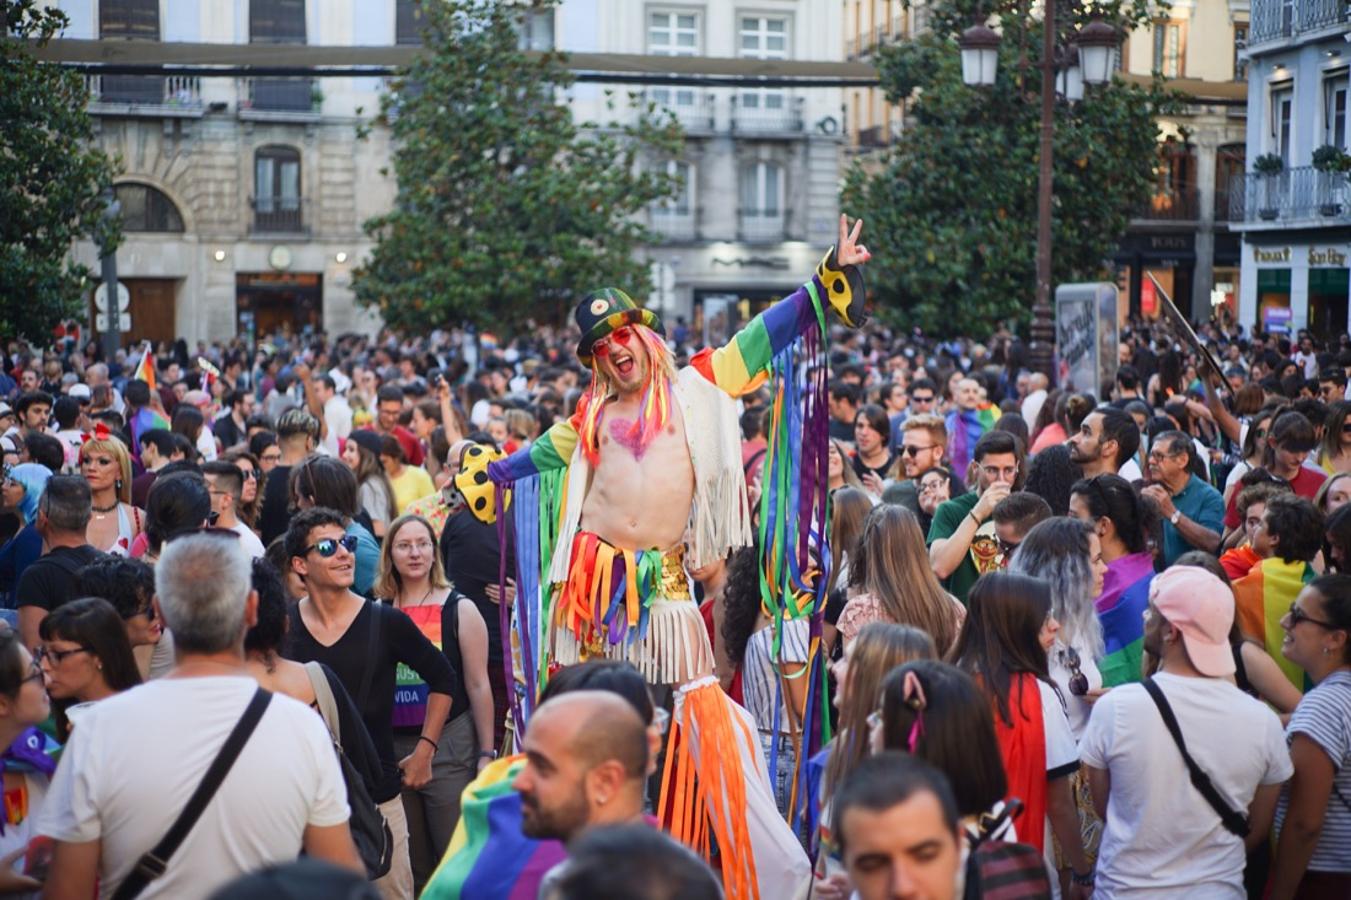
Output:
top-left (1068, 407), bottom-right (1143, 482)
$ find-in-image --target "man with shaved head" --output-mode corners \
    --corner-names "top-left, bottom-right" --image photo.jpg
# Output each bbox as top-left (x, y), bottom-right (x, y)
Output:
top-left (512, 690), bottom-right (649, 844)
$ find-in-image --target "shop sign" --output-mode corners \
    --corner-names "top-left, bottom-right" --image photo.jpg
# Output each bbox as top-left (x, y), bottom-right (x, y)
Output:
top-left (1308, 246), bottom-right (1349, 267)
top-left (1264, 306), bottom-right (1293, 335)
top-left (710, 256), bottom-right (791, 270)
top-left (1253, 246), bottom-right (1292, 265)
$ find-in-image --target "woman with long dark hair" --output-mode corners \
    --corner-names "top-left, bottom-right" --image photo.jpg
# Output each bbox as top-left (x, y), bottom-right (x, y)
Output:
top-left (951, 571), bottom-right (1091, 884)
top-left (220, 448), bottom-right (264, 530)
top-left (38, 597), bottom-right (142, 740)
top-left (342, 432), bottom-right (397, 539)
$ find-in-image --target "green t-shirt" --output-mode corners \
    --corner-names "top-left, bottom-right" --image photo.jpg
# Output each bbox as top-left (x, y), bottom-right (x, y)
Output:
top-left (926, 491), bottom-right (980, 604)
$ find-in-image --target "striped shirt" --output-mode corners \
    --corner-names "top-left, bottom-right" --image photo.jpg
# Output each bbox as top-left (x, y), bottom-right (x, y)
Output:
top-left (741, 618), bottom-right (811, 734)
top-left (1276, 670), bottom-right (1351, 872)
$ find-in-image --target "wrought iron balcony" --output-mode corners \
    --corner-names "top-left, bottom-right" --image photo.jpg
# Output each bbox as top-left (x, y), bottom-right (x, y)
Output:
top-left (1250, 0), bottom-right (1349, 47)
top-left (731, 95), bottom-right (804, 135)
top-left (1136, 186), bottom-right (1200, 221)
top-left (1234, 166), bottom-right (1351, 224)
top-left (738, 210), bottom-right (786, 243)
top-left (250, 195), bottom-right (309, 235)
top-left (648, 206), bottom-right (699, 242)
top-left (640, 90), bottom-right (716, 134)
top-left (239, 78), bottom-right (320, 120)
top-left (85, 75), bottom-right (203, 116)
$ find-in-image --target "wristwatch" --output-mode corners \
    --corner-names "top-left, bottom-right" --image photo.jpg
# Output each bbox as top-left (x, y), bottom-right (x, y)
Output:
top-left (1170, 509), bottom-right (1182, 525)
top-left (478, 749), bottom-right (499, 760)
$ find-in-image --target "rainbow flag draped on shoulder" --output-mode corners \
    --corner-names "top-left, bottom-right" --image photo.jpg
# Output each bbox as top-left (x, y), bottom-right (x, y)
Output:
top-left (1233, 557), bottom-right (1315, 690)
top-left (946, 404), bottom-right (1001, 479)
top-left (1094, 552), bottom-right (1155, 688)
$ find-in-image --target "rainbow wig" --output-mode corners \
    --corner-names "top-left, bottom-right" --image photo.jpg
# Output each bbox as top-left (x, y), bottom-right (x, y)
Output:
top-left (575, 324), bottom-right (677, 466)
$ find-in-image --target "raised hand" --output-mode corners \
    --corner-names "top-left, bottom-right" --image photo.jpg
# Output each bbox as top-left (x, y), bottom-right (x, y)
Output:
top-left (837, 214), bottom-right (871, 267)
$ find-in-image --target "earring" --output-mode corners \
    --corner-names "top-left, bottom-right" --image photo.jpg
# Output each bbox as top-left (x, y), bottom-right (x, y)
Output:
top-left (115, 478), bottom-right (123, 491)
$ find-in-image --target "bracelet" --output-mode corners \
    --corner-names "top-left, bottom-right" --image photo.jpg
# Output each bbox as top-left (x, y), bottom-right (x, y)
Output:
top-left (417, 736), bottom-right (437, 752)
top-left (1070, 869), bottom-right (1095, 887)
top-left (967, 510), bottom-right (981, 527)
top-left (478, 749), bottom-right (499, 760)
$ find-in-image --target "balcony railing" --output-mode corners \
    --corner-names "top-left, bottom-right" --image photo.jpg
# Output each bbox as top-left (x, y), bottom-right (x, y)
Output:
top-left (240, 78), bottom-right (317, 114)
top-left (1215, 188), bottom-right (1238, 223)
top-left (1250, 0), bottom-right (1348, 46)
top-left (731, 95), bottom-right (804, 134)
top-left (641, 90), bottom-right (715, 133)
top-left (250, 196), bottom-right (308, 234)
top-left (1234, 166), bottom-right (1351, 224)
top-left (85, 75), bottom-right (203, 114)
top-left (1137, 186), bottom-right (1200, 221)
top-left (738, 210), bottom-right (786, 243)
top-left (649, 207), bottom-right (698, 242)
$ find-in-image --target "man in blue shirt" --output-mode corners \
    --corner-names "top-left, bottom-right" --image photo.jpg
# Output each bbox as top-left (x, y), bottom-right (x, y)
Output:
top-left (1142, 430), bottom-right (1224, 566)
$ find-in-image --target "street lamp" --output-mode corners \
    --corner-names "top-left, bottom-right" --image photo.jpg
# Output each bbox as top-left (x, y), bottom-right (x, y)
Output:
top-left (958, 25), bottom-right (1001, 87)
top-left (1057, 50), bottom-right (1084, 102)
top-left (958, 11), bottom-right (1120, 377)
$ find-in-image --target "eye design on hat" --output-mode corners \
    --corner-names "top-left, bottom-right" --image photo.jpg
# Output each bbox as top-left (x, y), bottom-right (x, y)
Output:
top-left (590, 298), bottom-right (610, 315)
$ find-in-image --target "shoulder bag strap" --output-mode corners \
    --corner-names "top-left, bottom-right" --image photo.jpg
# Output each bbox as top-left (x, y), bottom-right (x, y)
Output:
top-left (1142, 678), bottom-right (1250, 837)
top-left (355, 601), bottom-right (382, 714)
top-left (111, 688), bottom-right (273, 900)
top-left (304, 661), bottom-right (342, 748)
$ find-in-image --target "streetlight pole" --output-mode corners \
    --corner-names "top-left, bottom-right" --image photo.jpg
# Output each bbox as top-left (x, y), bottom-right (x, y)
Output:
top-left (1029, 0), bottom-right (1058, 378)
top-left (99, 187), bottom-right (122, 361)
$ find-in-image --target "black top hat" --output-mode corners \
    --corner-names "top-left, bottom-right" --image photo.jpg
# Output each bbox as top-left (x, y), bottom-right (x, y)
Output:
top-left (574, 288), bottom-right (664, 365)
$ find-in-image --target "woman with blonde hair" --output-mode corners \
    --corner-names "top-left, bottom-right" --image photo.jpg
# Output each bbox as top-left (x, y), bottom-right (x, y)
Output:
top-left (78, 431), bottom-right (141, 556)
top-left (837, 504), bottom-right (964, 653)
top-left (374, 514), bottom-right (496, 893)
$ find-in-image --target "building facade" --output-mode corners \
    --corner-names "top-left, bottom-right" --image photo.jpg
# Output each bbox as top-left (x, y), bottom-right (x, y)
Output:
top-left (1234, 0), bottom-right (1351, 339)
top-left (559, 0), bottom-right (845, 336)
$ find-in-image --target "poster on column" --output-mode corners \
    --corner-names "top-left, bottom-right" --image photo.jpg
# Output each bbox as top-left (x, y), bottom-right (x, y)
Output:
top-left (1055, 283), bottom-right (1119, 399)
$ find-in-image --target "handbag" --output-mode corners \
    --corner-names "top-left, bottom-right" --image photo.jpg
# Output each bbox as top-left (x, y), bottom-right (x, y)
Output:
top-left (111, 688), bottom-right (272, 900)
top-left (305, 661), bottom-right (394, 879)
top-left (1143, 677), bottom-right (1250, 837)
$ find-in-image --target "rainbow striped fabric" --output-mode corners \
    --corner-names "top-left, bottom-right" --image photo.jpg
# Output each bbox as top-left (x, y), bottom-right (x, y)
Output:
top-left (129, 406), bottom-right (170, 461)
top-left (392, 605), bottom-right (441, 728)
top-left (946, 404), bottom-right (1001, 479)
top-left (1094, 552), bottom-right (1155, 688)
top-left (132, 348), bottom-right (157, 390)
top-left (1233, 557), bottom-right (1315, 690)
top-left (420, 756), bottom-right (565, 900)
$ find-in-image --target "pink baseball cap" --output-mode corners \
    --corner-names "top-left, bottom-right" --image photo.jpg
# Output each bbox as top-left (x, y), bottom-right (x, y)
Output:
top-left (1150, 566), bottom-right (1235, 677)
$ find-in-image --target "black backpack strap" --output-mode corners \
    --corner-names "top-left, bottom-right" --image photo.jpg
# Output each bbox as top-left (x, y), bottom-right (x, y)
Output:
top-left (112, 688), bottom-right (272, 900)
top-left (355, 601), bottom-right (382, 713)
top-left (1142, 678), bottom-right (1250, 838)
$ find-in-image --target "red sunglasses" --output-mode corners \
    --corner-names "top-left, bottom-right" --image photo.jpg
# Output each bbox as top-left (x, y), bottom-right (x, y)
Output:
top-left (593, 326), bottom-right (635, 358)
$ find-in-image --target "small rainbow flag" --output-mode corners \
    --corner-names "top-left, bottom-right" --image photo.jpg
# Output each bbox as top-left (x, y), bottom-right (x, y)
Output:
top-left (1233, 557), bottom-right (1314, 690)
top-left (132, 346), bottom-right (157, 391)
top-left (1095, 552), bottom-right (1155, 687)
top-left (421, 756), bottom-right (565, 900)
top-left (946, 404), bottom-right (1001, 479)
top-left (129, 406), bottom-right (170, 462)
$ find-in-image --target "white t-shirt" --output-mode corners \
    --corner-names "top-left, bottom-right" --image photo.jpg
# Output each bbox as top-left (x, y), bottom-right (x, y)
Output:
top-left (196, 427), bottom-right (217, 462)
top-left (38, 676), bottom-right (348, 899)
top-left (321, 396), bottom-right (353, 457)
top-left (1117, 457), bottom-right (1143, 483)
top-left (1079, 673), bottom-right (1293, 899)
top-left (1048, 637), bottom-right (1103, 740)
top-left (229, 521), bottom-right (267, 560)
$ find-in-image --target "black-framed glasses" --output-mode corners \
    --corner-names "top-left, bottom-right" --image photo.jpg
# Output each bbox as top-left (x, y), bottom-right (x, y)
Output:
top-left (910, 394), bottom-right (935, 405)
top-left (1288, 602), bottom-right (1339, 630)
top-left (21, 663), bottom-right (43, 686)
top-left (1060, 646), bottom-right (1090, 697)
top-left (247, 468), bottom-right (263, 481)
top-left (36, 644), bottom-right (92, 666)
top-left (307, 534), bottom-right (359, 558)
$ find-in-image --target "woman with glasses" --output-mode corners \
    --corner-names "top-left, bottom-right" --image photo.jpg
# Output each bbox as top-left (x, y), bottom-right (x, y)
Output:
top-left (915, 466), bottom-right (952, 535)
top-left (0, 626), bottom-right (58, 886)
top-left (220, 448), bottom-right (264, 531)
top-left (250, 431), bottom-right (283, 473)
top-left (37, 597), bottom-right (141, 740)
top-left (813, 624), bottom-right (935, 899)
top-left (76, 555), bottom-right (174, 680)
top-left (951, 571), bottom-right (1092, 892)
top-left (374, 514), bottom-right (495, 893)
top-left (1270, 573), bottom-right (1351, 899)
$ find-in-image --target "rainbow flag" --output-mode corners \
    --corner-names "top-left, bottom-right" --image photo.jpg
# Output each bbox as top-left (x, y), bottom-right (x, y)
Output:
top-left (1233, 557), bottom-right (1314, 690)
top-left (132, 347), bottom-right (157, 391)
top-left (392, 605), bottom-right (441, 728)
top-left (946, 404), bottom-right (1001, 478)
top-left (421, 756), bottom-right (565, 900)
top-left (1095, 552), bottom-right (1155, 687)
top-left (129, 406), bottom-right (170, 462)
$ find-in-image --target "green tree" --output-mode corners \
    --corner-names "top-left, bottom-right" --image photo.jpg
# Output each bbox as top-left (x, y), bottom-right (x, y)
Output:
top-left (355, 0), bottom-right (683, 332)
top-left (1, 0), bottom-right (120, 344)
top-left (843, 1), bottom-right (1178, 336)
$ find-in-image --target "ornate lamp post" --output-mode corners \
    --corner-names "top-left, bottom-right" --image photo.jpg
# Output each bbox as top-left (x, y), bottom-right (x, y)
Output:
top-left (959, 14), bottom-right (1120, 377)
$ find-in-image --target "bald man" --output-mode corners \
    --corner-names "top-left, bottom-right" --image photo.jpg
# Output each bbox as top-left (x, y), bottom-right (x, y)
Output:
top-left (512, 691), bottom-right (649, 845)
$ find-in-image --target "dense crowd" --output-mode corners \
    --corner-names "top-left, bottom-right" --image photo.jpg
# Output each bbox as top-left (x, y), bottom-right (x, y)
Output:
top-left (0, 300), bottom-right (1347, 900)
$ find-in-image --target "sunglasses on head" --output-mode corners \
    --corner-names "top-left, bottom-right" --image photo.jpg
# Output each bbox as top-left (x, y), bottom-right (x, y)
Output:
top-left (307, 534), bottom-right (359, 558)
top-left (1060, 645), bottom-right (1090, 697)
top-left (592, 326), bottom-right (635, 358)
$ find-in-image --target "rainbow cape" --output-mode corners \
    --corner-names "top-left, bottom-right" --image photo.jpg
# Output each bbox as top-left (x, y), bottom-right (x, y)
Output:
top-left (1233, 557), bottom-right (1314, 690)
top-left (946, 404), bottom-right (1001, 478)
top-left (1094, 552), bottom-right (1155, 687)
top-left (421, 755), bottom-right (565, 900)
top-left (129, 406), bottom-right (170, 462)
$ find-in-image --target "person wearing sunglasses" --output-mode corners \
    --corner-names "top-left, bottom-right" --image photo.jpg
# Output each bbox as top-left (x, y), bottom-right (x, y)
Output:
top-left (283, 506), bottom-right (455, 900)
top-left (76, 554), bottom-right (174, 681)
top-left (0, 626), bottom-right (57, 892)
top-left (37, 597), bottom-right (141, 741)
top-left (1270, 574), bottom-right (1351, 899)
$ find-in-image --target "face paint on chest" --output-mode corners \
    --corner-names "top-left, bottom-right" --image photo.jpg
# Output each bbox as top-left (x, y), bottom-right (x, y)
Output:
top-left (607, 416), bottom-right (648, 459)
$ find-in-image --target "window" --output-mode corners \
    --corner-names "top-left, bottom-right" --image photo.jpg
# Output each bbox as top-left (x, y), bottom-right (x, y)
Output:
top-left (740, 161), bottom-right (782, 216)
top-left (654, 161), bottom-right (693, 217)
top-left (739, 16), bottom-right (789, 112)
top-left (114, 183), bottom-right (184, 233)
top-left (648, 11), bottom-right (699, 56)
top-left (254, 146), bottom-right (303, 232)
top-left (250, 0), bottom-right (306, 43)
top-left (396, 0), bottom-right (423, 46)
top-left (518, 9), bottom-right (554, 51)
top-left (99, 0), bottom-right (158, 39)
top-left (1325, 73), bottom-right (1348, 149)
top-left (1152, 21), bottom-right (1183, 78)
top-left (1233, 24), bottom-right (1248, 82)
top-left (1271, 85), bottom-right (1294, 163)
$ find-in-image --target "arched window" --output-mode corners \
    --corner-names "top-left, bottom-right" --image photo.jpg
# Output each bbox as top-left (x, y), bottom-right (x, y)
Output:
top-left (114, 183), bottom-right (185, 233)
top-left (254, 146), bottom-right (303, 232)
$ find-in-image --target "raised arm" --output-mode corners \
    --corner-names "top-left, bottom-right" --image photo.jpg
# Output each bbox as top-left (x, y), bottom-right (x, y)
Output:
top-left (691, 215), bottom-right (870, 397)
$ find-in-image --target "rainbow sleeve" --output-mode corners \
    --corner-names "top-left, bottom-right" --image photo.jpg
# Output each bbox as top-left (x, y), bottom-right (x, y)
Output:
top-left (690, 278), bottom-right (827, 397)
top-left (488, 419), bottom-right (578, 484)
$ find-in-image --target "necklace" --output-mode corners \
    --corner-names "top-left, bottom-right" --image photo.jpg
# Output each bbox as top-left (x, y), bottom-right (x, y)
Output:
top-left (92, 501), bottom-right (119, 514)
top-left (403, 584), bottom-right (436, 608)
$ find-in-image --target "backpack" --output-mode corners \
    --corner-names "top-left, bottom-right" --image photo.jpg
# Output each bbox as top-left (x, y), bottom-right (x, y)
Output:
top-left (962, 801), bottom-right (1051, 900)
top-left (304, 661), bottom-right (394, 880)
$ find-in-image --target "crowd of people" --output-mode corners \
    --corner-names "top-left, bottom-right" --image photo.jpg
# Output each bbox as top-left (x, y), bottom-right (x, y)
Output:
top-left (0, 237), bottom-right (1349, 899)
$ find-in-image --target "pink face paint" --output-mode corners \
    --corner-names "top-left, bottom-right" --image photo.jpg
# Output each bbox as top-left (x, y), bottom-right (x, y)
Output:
top-left (608, 416), bottom-right (648, 460)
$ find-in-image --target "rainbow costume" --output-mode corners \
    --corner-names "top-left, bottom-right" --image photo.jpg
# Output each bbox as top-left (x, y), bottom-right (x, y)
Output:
top-left (448, 247), bottom-right (865, 899)
top-left (1094, 552), bottom-right (1154, 688)
top-left (1233, 556), bottom-right (1315, 690)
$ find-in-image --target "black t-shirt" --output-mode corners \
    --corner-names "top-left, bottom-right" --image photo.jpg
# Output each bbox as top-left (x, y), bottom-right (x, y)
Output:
top-left (15, 545), bottom-right (104, 612)
top-left (284, 599), bottom-right (456, 803)
top-left (314, 662), bottom-right (384, 796)
top-left (852, 451), bottom-right (896, 482)
top-left (440, 509), bottom-right (514, 666)
top-left (259, 464), bottom-right (293, 547)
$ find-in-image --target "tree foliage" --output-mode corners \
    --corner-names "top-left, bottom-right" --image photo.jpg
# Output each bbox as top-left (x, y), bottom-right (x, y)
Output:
top-left (843, 0), bottom-right (1178, 337)
top-left (354, 0), bottom-right (684, 332)
top-left (1, 0), bottom-right (120, 344)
